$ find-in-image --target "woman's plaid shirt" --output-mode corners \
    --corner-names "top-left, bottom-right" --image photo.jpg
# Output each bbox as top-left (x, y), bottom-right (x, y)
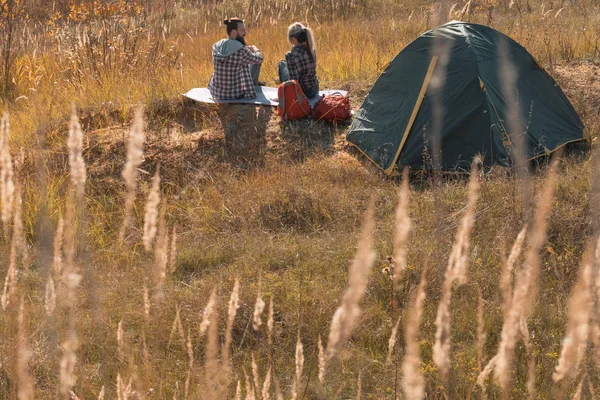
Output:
top-left (208, 47), bottom-right (263, 100)
top-left (285, 45), bottom-right (318, 95)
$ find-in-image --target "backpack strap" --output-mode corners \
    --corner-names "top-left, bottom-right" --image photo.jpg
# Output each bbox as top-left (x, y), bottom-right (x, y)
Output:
top-left (279, 89), bottom-right (286, 119)
top-left (291, 82), bottom-right (310, 116)
top-left (294, 84), bottom-right (304, 104)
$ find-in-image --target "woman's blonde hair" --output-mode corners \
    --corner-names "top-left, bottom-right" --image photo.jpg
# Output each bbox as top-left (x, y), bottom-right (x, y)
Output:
top-left (288, 22), bottom-right (316, 59)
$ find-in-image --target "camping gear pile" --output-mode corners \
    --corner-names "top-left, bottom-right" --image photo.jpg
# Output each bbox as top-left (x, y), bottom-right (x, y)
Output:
top-left (277, 80), bottom-right (352, 122)
top-left (312, 93), bottom-right (352, 122)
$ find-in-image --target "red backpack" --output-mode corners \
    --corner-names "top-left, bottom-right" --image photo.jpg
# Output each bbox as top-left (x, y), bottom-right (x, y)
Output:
top-left (312, 93), bottom-right (351, 122)
top-left (277, 80), bottom-right (311, 121)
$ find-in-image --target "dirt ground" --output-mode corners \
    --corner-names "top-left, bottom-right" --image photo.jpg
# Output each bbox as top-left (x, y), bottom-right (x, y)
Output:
top-left (554, 62), bottom-right (600, 131)
top-left (83, 62), bottom-right (600, 185)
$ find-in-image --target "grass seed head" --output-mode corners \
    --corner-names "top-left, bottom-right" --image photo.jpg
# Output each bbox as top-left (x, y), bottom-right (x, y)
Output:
top-left (68, 105), bottom-right (86, 195)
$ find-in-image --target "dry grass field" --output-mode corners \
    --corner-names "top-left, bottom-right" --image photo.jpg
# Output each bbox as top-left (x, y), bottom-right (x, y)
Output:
top-left (0, 0), bottom-right (599, 398)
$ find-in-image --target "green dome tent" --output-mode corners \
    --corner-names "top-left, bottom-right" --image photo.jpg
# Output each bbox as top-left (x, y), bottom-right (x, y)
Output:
top-left (346, 21), bottom-right (584, 175)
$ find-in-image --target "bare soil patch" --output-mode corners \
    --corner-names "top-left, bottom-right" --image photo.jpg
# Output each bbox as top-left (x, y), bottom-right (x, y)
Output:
top-left (81, 62), bottom-right (599, 189)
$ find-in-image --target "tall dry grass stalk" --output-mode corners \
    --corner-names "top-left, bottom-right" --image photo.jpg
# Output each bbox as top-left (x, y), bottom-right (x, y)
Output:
top-left (17, 299), bottom-right (34, 400)
top-left (253, 274), bottom-right (266, 331)
top-left (267, 297), bottom-right (274, 346)
top-left (200, 287), bottom-right (217, 336)
top-left (493, 164), bottom-right (558, 392)
top-left (116, 373), bottom-right (132, 400)
top-left (53, 215), bottom-right (64, 277)
top-left (245, 369), bottom-right (256, 400)
top-left (593, 321), bottom-right (600, 365)
top-left (68, 105), bottom-right (86, 195)
top-left (59, 195), bottom-right (80, 398)
top-left (392, 167), bottom-right (411, 286)
top-left (187, 326), bottom-right (194, 367)
top-left (433, 158), bottom-right (480, 380)
top-left (2, 185), bottom-right (26, 310)
top-left (480, 225), bottom-right (528, 394)
top-left (153, 198), bottom-right (168, 299)
top-left (59, 330), bottom-right (78, 397)
top-left (325, 201), bottom-right (376, 362)
top-left (386, 316), bottom-right (401, 365)
top-left (143, 283), bottom-right (150, 321)
top-left (262, 367), bottom-right (271, 400)
top-left (553, 243), bottom-right (594, 382)
top-left (235, 380), bottom-right (242, 400)
top-left (318, 335), bottom-right (325, 384)
top-left (476, 354), bottom-right (498, 398)
top-left (168, 304), bottom-right (185, 350)
top-left (98, 386), bottom-right (105, 400)
top-left (356, 371), bottom-right (362, 400)
top-left (13, 184), bottom-right (28, 269)
top-left (142, 167), bottom-right (161, 252)
top-left (120, 108), bottom-right (146, 242)
top-left (222, 278), bottom-right (240, 374)
top-left (142, 330), bottom-right (150, 376)
top-left (169, 224), bottom-right (177, 273)
top-left (519, 316), bottom-right (535, 399)
top-left (252, 352), bottom-right (261, 399)
top-left (573, 374), bottom-right (586, 400)
top-left (45, 275), bottom-right (56, 316)
top-left (117, 319), bottom-right (125, 360)
top-left (0, 112), bottom-right (14, 234)
top-left (499, 38), bottom-right (531, 214)
top-left (69, 390), bottom-right (81, 400)
top-left (292, 332), bottom-right (304, 400)
top-left (500, 225), bottom-right (528, 314)
top-left (205, 301), bottom-right (219, 400)
top-left (1, 225), bottom-right (17, 310)
top-left (185, 327), bottom-right (194, 397)
top-left (402, 267), bottom-right (427, 400)
top-left (63, 196), bottom-right (76, 285)
top-left (477, 290), bottom-right (486, 372)
top-left (274, 377), bottom-right (283, 400)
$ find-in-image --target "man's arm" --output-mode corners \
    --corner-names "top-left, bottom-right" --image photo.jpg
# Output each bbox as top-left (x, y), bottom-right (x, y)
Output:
top-left (240, 47), bottom-right (263, 64)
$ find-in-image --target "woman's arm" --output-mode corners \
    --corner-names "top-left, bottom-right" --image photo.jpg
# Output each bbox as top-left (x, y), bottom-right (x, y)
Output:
top-left (285, 51), bottom-right (300, 81)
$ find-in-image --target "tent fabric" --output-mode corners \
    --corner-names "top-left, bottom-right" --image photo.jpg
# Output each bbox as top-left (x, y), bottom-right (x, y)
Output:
top-left (346, 21), bottom-right (584, 174)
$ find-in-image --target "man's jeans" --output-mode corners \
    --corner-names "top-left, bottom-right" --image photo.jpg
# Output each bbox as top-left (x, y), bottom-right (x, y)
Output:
top-left (250, 64), bottom-right (261, 85)
top-left (277, 60), bottom-right (319, 98)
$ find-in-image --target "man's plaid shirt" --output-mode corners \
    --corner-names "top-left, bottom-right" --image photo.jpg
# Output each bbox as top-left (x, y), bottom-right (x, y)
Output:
top-left (285, 45), bottom-right (318, 96)
top-left (208, 44), bottom-right (263, 100)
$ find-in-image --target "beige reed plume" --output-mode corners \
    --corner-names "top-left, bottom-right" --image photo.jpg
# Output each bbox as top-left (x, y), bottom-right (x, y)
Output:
top-left (68, 105), bottom-right (86, 195)
top-left (493, 164), bottom-right (557, 392)
top-left (325, 201), bottom-right (376, 362)
top-left (433, 158), bottom-right (480, 381)
top-left (392, 167), bottom-right (412, 286)
top-left (0, 113), bottom-right (14, 233)
top-left (120, 109), bottom-right (145, 241)
top-left (142, 167), bottom-right (161, 252)
top-left (402, 267), bottom-right (427, 400)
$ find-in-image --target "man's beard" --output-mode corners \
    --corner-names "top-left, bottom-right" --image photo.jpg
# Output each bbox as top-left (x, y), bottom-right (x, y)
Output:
top-left (235, 35), bottom-right (246, 46)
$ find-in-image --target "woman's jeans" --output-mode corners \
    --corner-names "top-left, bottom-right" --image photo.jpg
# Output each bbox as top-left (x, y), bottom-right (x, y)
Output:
top-left (278, 60), bottom-right (319, 98)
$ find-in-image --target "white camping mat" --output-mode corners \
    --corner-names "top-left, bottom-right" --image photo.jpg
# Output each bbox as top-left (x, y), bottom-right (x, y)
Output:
top-left (183, 86), bottom-right (347, 108)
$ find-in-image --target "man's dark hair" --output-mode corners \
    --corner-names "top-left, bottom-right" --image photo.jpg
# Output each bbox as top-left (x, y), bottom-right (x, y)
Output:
top-left (224, 18), bottom-right (243, 35)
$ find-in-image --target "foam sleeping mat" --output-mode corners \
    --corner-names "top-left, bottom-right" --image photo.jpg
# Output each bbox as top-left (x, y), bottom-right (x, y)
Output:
top-left (183, 86), bottom-right (348, 108)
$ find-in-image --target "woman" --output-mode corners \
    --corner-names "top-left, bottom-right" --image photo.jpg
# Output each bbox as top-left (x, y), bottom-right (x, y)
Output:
top-left (278, 22), bottom-right (319, 99)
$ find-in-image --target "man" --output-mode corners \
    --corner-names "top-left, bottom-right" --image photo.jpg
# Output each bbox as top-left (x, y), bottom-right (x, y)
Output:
top-left (208, 18), bottom-right (264, 100)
